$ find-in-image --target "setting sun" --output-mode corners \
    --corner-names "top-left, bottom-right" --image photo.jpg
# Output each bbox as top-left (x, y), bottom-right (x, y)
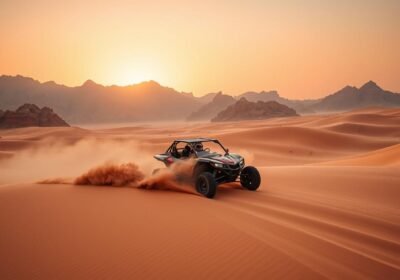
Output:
top-left (109, 67), bottom-right (158, 86)
top-left (104, 58), bottom-right (166, 86)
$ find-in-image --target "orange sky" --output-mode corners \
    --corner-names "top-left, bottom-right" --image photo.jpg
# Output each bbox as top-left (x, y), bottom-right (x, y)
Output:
top-left (1, 0), bottom-right (399, 98)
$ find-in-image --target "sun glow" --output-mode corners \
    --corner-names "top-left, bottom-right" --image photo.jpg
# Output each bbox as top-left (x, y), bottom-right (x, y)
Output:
top-left (112, 69), bottom-right (155, 86)
top-left (103, 58), bottom-right (166, 86)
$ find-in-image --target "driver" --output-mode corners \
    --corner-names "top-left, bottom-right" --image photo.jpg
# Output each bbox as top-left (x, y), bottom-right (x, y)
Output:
top-left (181, 144), bottom-right (193, 158)
top-left (194, 143), bottom-right (204, 152)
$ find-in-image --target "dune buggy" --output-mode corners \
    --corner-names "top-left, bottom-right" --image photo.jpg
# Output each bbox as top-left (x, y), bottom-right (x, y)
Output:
top-left (153, 138), bottom-right (261, 198)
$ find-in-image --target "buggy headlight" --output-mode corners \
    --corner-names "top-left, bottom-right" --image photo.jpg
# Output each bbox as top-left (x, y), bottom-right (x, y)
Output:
top-left (213, 162), bottom-right (223, 168)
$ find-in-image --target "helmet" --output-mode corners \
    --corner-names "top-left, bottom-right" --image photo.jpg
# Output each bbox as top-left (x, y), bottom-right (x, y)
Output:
top-left (195, 143), bottom-right (203, 151)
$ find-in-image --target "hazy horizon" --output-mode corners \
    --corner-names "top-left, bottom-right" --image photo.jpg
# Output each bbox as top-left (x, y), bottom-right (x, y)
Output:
top-left (2, 73), bottom-right (399, 101)
top-left (1, 0), bottom-right (399, 99)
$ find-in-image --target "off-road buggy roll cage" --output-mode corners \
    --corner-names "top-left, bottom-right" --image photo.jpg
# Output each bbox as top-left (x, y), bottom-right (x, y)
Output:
top-left (165, 138), bottom-right (229, 158)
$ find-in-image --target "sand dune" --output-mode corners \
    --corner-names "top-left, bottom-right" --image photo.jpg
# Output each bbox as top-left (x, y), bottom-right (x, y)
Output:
top-left (0, 108), bottom-right (399, 279)
top-left (320, 144), bottom-right (400, 166)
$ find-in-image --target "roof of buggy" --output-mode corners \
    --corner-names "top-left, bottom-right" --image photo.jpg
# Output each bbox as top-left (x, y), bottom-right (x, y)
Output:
top-left (173, 138), bottom-right (218, 143)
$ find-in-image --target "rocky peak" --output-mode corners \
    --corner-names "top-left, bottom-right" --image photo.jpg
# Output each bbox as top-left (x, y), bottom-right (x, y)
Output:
top-left (359, 81), bottom-right (382, 93)
top-left (237, 97), bottom-right (250, 103)
top-left (0, 104), bottom-right (69, 129)
top-left (82, 79), bottom-right (100, 88)
top-left (16, 103), bottom-right (41, 114)
top-left (260, 90), bottom-right (279, 97)
top-left (212, 98), bottom-right (298, 122)
top-left (212, 92), bottom-right (234, 103)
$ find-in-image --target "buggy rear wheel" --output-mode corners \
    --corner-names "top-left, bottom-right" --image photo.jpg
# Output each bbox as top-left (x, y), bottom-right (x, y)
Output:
top-left (195, 172), bottom-right (217, 198)
top-left (240, 166), bottom-right (261, 191)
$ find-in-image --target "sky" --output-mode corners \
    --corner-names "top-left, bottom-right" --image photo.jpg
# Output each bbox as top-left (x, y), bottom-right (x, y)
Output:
top-left (1, 0), bottom-right (399, 98)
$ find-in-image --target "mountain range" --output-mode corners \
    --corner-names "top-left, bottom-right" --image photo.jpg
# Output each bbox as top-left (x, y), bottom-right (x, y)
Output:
top-left (0, 75), bottom-right (203, 123)
top-left (0, 75), bottom-right (399, 123)
top-left (309, 81), bottom-right (400, 112)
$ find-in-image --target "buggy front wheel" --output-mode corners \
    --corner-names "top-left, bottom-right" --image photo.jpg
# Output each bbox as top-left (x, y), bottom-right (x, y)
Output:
top-left (240, 166), bottom-right (261, 191)
top-left (195, 172), bottom-right (217, 198)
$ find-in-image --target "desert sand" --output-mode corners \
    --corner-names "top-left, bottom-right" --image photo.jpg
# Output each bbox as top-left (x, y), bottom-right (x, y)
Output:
top-left (0, 108), bottom-right (399, 279)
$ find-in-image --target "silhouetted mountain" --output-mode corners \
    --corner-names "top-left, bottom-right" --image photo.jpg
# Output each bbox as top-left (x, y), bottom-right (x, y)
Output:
top-left (212, 98), bottom-right (298, 122)
top-left (187, 92), bottom-right (236, 121)
top-left (0, 75), bottom-right (202, 123)
top-left (197, 91), bottom-right (221, 104)
top-left (360, 80), bottom-right (382, 93)
top-left (81, 79), bottom-right (101, 88)
top-left (311, 81), bottom-right (400, 112)
top-left (238, 90), bottom-right (279, 101)
top-left (0, 103), bottom-right (69, 128)
top-left (1, 75), bottom-right (399, 123)
top-left (238, 90), bottom-right (317, 114)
